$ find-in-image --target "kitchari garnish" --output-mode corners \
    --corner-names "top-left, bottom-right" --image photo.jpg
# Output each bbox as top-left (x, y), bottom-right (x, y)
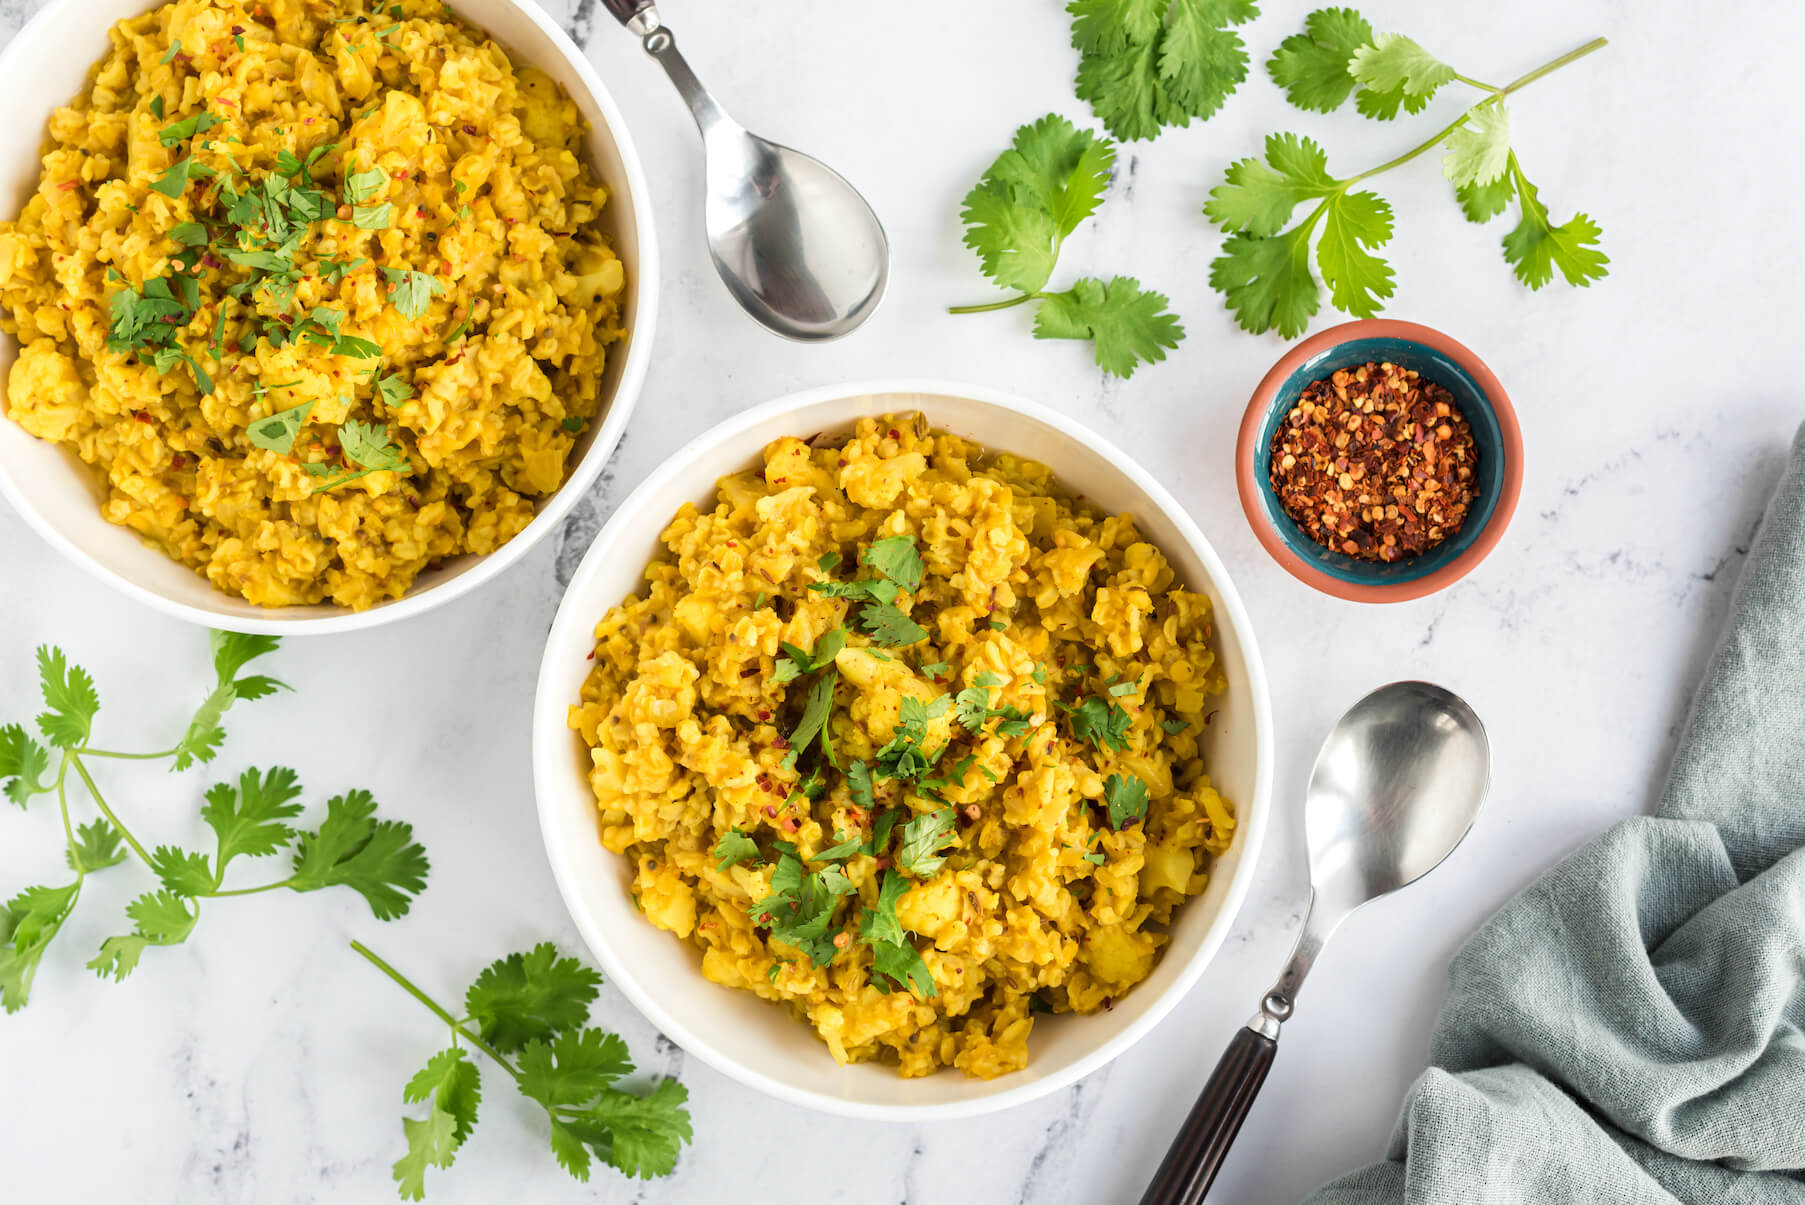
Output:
top-left (0, 0), bottom-right (628, 609)
top-left (569, 414), bottom-right (1235, 1079)
top-left (1269, 361), bottom-right (1479, 562)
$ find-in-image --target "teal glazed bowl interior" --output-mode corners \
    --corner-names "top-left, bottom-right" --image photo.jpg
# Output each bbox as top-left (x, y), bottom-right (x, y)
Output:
top-left (1236, 320), bottom-right (1522, 602)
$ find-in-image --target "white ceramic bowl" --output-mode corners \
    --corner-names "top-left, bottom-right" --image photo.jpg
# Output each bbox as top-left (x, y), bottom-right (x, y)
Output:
top-left (533, 380), bottom-right (1273, 1119)
top-left (0, 0), bottom-right (658, 635)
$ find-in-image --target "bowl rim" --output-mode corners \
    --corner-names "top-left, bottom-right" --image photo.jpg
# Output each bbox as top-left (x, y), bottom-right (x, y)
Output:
top-left (0, 0), bottom-right (660, 636)
top-left (1234, 319), bottom-right (1523, 603)
top-left (532, 377), bottom-right (1274, 1120)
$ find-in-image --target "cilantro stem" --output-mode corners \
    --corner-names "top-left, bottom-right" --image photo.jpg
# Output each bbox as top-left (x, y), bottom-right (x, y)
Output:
top-left (1343, 37), bottom-right (1608, 187)
top-left (76, 747), bottom-right (178, 761)
top-left (349, 940), bottom-right (520, 1078)
top-left (208, 879), bottom-right (294, 897)
top-left (54, 754), bottom-right (77, 853)
top-left (947, 293), bottom-right (1040, 315)
top-left (68, 754), bottom-right (154, 869)
top-left (1450, 71), bottom-right (1501, 94)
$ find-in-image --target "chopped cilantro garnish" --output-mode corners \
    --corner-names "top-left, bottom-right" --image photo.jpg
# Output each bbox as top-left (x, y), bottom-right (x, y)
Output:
top-left (895, 809), bottom-right (957, 878)
top-left (245, 400), bottom-right (314, 455)
top-left (862, 534), bottom-right (924, 592)
top-left (381, 267), bottom-right (444, 319)
top-left (860, 602), bottom-right (928, 648)
top-left (712, 830), bottom-right (759, 873)
top-left (1063, 694), bottom-right (1132, 752)
top-left (157, 110), bottom-right (221, 147)
top-left (1103, 773), bottom-right (1149, 830)
top-left (816, 551), bottom-right (841, 572)
top-left (1161, 718), bottom-right (1189, 735)
top-left (860, 870), bottom-right (936, 997)
top-left (352, 202), bottom-right (393, 230)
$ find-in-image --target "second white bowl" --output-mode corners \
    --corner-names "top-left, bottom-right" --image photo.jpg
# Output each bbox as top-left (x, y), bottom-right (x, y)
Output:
top-left (532, 379), bottom-right (1273, 1120)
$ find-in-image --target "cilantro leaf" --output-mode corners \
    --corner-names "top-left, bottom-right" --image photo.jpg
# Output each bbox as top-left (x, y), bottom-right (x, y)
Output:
top-left (288, 788), bottom-right (429, 919)
top-left (0, 882), bottom-right (78, 1011)
top-left (860, 869), bottom-right (937, 997)
top-left (787, 671), bottom-right (838, 755)
top-left (1499, 154), bottom-right (1608, 289)
top-left (67, 819), bottom-right (127, 873)
top-left (1206, 132), bottom-right (1339, 237)
top-left (35, 646), bottom-right (99, 749)
top-left (174, 630), bottom-right (288, 770)
top-left (518, 1028), bottom-right (633, 1108)
top-left (0, 724), bottom-right (52, 807)
top-left (245, 400), bottom-right (314, 455)
top-left (202, 765), bottom-right (304, 869)
top-left (862, 535), bottom-right (925, 592)
top-left (157, 110), bottom-right (221, 147)
top-left (1033, 275), bottom-right (1184, 379)
top-left (1442, 103), bottom-right (1512, 189)
top-left (1071, 0), bottom-right (1258, 143)
top-left (859, 602), bottom-right (928, 648)
top-left (1267, 7), bottom-right (1372, 112)
top-left (1349, 32), bottom-right (1453, 107)
top-left (1104, 772), bottom-right (1151, 829)
top-left (394, 1103), bottom-right (459, 1201)
top-left (1210, 224), bottom-right (1321, 339)
top-left (404, 1047), bottom-right (482, 1147)
top-left (1063, 694), bottom-right (1134, 751)
top-left (954, 686), bottom-right (991, 734)
top-left (847, 760), bottom-right (876, 809)
top-left (344, 167), bottom-right (387, 204)
top-left (1315, 190), bottom-right (1395, 318)
top-left (352, 202), bottom-right (393, 230)
top-left (149, 845), bottom-right (215, 895)
top-left (895, 809), bottom-right (957, 878)
top-left (464, 943), bottom-right (603, 1053)
top-left (562, 1079), bottom-right (693, 1180)
top-left (1456, 170), bottom-right (1516, 224)
top-left (381, 267), bottom-right (445, 320)
top-left (712, 829), bottom-right (759, 873)
top-left (959, 114), bottom-right (1114, 293)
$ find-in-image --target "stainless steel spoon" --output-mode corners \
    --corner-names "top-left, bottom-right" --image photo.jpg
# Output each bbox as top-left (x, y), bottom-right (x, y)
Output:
top-left (601, 1), bottom-right (889, 341)
top-left (1139, 681), bottom-right (1491, 1205)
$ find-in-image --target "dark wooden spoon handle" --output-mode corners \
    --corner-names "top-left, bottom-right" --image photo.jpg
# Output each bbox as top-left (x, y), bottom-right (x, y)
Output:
top-left (1136, 1025), bottom-right (1279, 1205)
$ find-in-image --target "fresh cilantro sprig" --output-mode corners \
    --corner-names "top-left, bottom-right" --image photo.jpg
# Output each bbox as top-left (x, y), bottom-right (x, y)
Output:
top-left (351, 941), bottom-right (692, 1198)
top-left (0, 634), bottom-right (426, 1012)
top-left (1061, 691), bottom-right (1133, 752)
top-left (1207, 14), bottom-right (1607, 336)
top-left (860, 870), bottom-right (935, 996)
top-left (1103, 772), bottom-right (1150, 830)
top-left (1068, 0), bottom-right (1261, 142)
top-left (950, 114), bottom-right (1183, 379)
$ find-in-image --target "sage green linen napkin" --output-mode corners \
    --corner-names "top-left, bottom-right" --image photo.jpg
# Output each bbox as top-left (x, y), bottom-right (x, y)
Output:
top-left (1306, 424), bottom-right (1805, 1205)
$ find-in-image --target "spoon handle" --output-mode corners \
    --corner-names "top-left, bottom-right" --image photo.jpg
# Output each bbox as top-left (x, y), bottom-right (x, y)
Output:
top-left (600, 0), bottom-right (654, 23)
top-left (1136, 1022), bottom-right (1279, 1205)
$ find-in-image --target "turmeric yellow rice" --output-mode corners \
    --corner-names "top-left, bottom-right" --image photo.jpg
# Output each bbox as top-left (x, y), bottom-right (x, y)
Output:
top-left (0, 0), bottom-right (626, 609)
top-left (570, 415), bottom-right (1235, 1079)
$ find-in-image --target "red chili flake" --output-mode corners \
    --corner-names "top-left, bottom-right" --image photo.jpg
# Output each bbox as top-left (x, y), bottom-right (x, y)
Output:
top-left (780, 817), bottom-right (798, 833)
top-left (875, 856), bottom-right (892, 871)
top-left (462, 125), bottom-right (477, 134)
top-left (773, 737), bottom-right (789, 751)
top-left (56, 180), bottom-right (80, 192)
top-left (762, 805), bottom-right (777, 819)
top-left (395, 171), bottom-right (410, 180)
top-left (170, 453), bottom-right (190, 470)
top-left (231, 24), bottom-right (244, 33)
top-left (739, 667), bottom-right (758, 679)
top-left (173, 497), bottom-right (188, 508)
top-left (586, 650), bottom-right (596, 660)
top-left (133, 411), bottom-right (153, 424)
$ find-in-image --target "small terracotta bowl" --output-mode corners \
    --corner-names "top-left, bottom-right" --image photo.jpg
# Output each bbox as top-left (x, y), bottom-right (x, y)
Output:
top-left (1235, 319), bottom-right (1523, 603)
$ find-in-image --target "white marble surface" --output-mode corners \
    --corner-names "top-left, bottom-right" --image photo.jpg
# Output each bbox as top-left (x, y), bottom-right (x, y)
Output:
top-left (1, 0), bottom-right (1800, 1201)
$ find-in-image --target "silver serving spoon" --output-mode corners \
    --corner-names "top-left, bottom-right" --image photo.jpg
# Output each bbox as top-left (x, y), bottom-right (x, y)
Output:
top-left (1139, 681), bottom-right (1491, 1205)
top-left (602, 1), bottom-right (889, 341)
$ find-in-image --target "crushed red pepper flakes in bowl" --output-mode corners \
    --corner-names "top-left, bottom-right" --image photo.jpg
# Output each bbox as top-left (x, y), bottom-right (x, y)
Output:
top-left (1268, 362), bottom-right (1479, 563)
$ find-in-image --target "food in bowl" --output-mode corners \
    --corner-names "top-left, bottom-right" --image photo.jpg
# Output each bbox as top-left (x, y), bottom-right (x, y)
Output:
top-left (0, 0), bottom-right (627, 609)
top-left (1268, 361), bottom-right (1478, 563)
top-left (568, 413), bottom-right (1236, 1079)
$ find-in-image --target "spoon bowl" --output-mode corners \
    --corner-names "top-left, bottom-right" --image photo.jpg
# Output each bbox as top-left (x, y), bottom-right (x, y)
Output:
top-left (606, 0), bottom-right (889, 341)
top-left (1140, 681), bottom-right (1490, 1205)
top-left (702, 134), bottom-right (890, 342)
top-left (1302, 682), bottom-right (1490, 941)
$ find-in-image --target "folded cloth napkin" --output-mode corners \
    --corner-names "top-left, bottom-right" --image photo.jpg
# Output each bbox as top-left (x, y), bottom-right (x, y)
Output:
top-left (1306, 425), bottom-right (1805, 1205)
